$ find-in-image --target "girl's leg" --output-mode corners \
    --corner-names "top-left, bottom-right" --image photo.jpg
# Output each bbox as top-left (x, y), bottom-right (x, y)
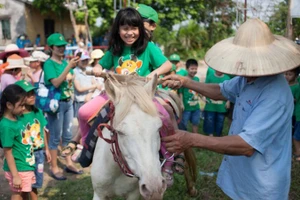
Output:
top-left (30, 189), bottom-right (38, 200)
top-left (11, 192), bottom-right (23, 200)
top-left (215, 112), bottom-right (226, 137)
top-left (78, 94), bottom-right (108, 143)
top-left (47, 111), bottom-right (65, 178)
top-left (61, 100), bottom-right (82, 173)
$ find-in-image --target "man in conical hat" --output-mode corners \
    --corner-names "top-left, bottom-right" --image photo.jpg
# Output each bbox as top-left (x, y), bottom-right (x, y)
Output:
top-left (161, 18), bottom-right (299, 199)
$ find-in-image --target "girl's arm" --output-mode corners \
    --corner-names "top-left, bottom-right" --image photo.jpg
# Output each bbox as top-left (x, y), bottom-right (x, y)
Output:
top-left (148, 60), bottom-right (172, 78)
top-left (4, 148), bottom-right (22, 187)
top-left (43, 128), bottom-right (51, 163)
top-left (50, 57), bottom-right (79, 88)
top-left (73, 79), bottom-right (97, 93)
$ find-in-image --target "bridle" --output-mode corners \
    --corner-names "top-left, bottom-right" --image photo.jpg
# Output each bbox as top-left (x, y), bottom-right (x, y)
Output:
top-left (97, 102), bottom-right (175, 179)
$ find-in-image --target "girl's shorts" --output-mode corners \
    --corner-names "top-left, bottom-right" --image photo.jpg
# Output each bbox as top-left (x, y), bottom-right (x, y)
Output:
top-left (5, 171), bottom-right (36, 192)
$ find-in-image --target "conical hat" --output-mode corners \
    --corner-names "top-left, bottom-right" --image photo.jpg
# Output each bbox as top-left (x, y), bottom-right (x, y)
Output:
top-left (205, 18), bottom-right (300, 76)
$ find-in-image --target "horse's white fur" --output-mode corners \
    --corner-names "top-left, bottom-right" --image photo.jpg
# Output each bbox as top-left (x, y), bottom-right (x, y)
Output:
top-left (91, 75), bottom-right (166, 200)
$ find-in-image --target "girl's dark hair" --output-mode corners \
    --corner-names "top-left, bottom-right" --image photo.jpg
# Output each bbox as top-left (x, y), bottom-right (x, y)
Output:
top-left (0, 85), bottom-right (26, 118)
top-left (109, 7), bottom-right (149, 56)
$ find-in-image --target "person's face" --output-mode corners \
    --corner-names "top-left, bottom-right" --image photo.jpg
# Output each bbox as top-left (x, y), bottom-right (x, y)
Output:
top-left (143, 21), bottom-right (156, 38)
top-left (25, 90), bottom-right (36, 106)
top-left (187, 65), bottom-right (198, 77)
top-left (171, 60), bottom-right (180, 68)
top-left (7, 98), bottom-right (26, 116)
top-left (29, 61), bottom-right (39, 69)
top-left (285, 71), bottom-right (297, 83)
top-left (11, 68), bottom-right (21, 76)
top-left (79, 59), bottom-right (89, 68)
top-left (119, 25), bottom-right (140, 46)
top-left (51, 45), bottom-right (66, 57)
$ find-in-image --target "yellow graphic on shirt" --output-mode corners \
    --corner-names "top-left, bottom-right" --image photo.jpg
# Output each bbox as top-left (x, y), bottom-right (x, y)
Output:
top-left (22, 119), bottom-right (44, 149)
top-left (116, 54), bottom-right (143, 75)
top-left (188, 89), bottom-right (199, 106)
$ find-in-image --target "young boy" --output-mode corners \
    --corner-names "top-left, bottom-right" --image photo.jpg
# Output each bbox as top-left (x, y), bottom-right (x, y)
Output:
top-left (284, 68), bottom-right (300, 161)
top-left (178, 59), bottom-right (200, 133)
top-left (203, 69), bottom-right (231, 137)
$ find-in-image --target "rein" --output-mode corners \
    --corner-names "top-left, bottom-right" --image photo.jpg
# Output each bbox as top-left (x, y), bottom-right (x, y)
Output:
top-left (97, 103), bottom-right (136, 178)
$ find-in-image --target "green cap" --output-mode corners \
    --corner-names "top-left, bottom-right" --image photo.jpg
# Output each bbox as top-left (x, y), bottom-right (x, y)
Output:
top-left (137, 4), bottom-right (158, 23)
top-left (47, 33), bottom-right (68, 46)
top-left (169, 54), bottom-right (180, 61)
top-left (15, 80), bottom-right (35, 92)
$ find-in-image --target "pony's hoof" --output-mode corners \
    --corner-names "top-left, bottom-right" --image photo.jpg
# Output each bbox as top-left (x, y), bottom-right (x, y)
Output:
top-left (188, 187), bottom-right (198, 197)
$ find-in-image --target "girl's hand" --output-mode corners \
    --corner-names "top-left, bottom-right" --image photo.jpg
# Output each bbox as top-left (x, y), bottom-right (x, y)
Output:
top-left (225, 101), bottom-right (231, 109)
top-left (45, 149), bottom-right (51, 163)
top-left (162, 75), bottom-right (187, 89)
top-left (68, 57), bottom-right (80, 69)
top-left (12, 175), bottom-right (22, 189)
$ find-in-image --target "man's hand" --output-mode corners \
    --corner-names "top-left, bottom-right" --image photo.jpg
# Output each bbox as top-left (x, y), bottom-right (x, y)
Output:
top-left (93, 64), bottom-right (103, 76)
top-left (161, 130), bottom-right (194, 155)
top-left (162, 74), bottom-right (187, 89)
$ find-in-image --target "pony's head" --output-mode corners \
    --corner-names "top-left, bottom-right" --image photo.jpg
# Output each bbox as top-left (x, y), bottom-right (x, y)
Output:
top-left (105, 74), bottom-right (167, 199)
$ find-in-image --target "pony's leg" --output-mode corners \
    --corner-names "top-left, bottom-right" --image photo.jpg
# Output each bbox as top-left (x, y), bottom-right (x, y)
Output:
top-left (93, 192), bottom-right (111, 200)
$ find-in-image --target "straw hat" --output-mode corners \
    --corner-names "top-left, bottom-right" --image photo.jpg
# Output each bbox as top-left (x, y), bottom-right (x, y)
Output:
top-left (1, 54), bottom-right (28, 70)
top-left (0, 44), bottom-right (29, 60)
top-left (205, 18), bottom-right (300, 76)
top-left (89, 49), bottom-right (104, 65)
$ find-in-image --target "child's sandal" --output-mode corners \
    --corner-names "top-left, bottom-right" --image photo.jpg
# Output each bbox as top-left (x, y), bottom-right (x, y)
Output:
top-left (61, 141), bottom-right (77, 157)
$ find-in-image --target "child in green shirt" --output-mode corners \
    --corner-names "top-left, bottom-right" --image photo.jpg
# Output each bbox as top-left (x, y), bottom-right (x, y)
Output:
top-left (203, 69), bottom-right (231, 137)
top-left (15, 80), bottom-right (51, 200)
top-left (284, 68), bottom-right (300, 161)
top-left (0, 85), bottom-right (35, 200)
top-left (178, 59), bottom-right (201, 133)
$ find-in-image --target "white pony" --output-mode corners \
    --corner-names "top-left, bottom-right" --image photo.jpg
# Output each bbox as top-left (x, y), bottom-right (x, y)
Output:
top-left (91, 75), bottom-right (167, 200)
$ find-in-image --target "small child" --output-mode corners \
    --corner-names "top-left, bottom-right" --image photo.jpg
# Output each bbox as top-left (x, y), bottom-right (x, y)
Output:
top-left (15, 80), bottom-right (51, 200)
top-left (203, 69), bottom-right (231, 137)
top-left (178, 59), bottom-right (201, 133)
top-left (0, 85), bottom-right (35, 200)
top-left (73, 51), bottom-right (101, 117)
top-left (285, 68), bottom-right (300, 161)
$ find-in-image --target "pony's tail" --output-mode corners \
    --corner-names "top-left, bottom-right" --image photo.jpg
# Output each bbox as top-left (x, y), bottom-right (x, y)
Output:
top-left (184, 148), bottom-right (198, 196)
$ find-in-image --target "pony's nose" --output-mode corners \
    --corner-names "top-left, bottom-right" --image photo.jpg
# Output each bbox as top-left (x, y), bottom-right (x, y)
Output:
top-left (140, 179), bottom-right (166, 199)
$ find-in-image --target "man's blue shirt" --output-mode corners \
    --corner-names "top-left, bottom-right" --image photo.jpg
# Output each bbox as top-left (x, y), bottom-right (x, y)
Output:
top-left (218, 74), bottom-right (292, 200)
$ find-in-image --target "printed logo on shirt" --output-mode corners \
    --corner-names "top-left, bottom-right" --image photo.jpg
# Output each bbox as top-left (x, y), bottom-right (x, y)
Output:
top-left (116, 54), bottom-right (143, 75)
top-left (22, 119), bottom-right (44, 149)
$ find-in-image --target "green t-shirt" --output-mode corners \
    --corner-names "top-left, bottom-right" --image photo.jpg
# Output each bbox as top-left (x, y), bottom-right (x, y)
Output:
top-left (176, 68), bottom-right (188, 76)
top-left (43, 59), bottom-right (74, 100)
top-left (0, 117), bottom-right (35, 172)
top-left (179, 76), bottom-right (200, 111)
top-left (99, 42), bottom-right (167, 77)
top-left (18, 109), bottom-right (47, 150)
top-left (204, 72), bottom-right (231, 113)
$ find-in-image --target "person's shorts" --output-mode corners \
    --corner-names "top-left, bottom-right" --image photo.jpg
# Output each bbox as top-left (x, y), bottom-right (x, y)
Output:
top-left (293, 121), bottom-right (300, 141)
top-left (32, 149), bottom-right (45, 188)
top-left (181, 110), bottom-right (201, 127)
top-left (5, 171), bottom-right (35, 192)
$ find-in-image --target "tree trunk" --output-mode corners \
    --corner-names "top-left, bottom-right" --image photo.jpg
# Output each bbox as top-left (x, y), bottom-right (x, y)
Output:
top-left (286, 0), bottom-right (293, 39)
top-left (83, 0), bottom-right (92, 47)
top-left (66, 0), bottom-right (80, 43)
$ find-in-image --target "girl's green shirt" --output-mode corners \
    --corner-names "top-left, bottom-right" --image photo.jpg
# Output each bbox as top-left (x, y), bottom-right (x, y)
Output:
top-left (99, 42), bottom-right (167, 77)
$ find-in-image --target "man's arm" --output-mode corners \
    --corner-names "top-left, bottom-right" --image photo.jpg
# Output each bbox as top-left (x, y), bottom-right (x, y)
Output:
top-left (162, 130), bottom-right (255, 157)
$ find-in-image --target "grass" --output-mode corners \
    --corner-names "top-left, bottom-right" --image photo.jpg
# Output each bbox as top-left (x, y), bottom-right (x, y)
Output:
top-left (19, 117), bottom-right (300, 199)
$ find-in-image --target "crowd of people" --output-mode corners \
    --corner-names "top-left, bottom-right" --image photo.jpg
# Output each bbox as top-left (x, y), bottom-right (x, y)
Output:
top-left (0, 3), bottom-right (300, 200)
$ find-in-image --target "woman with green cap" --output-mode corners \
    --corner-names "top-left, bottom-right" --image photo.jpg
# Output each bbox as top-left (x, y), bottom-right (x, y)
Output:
top-left (43, 33), bottom-right (82, 180)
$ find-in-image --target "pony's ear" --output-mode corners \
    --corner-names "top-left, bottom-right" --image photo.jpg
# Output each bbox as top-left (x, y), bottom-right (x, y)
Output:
top-left (105, 79), bottom-right (121, 104)
top-left (144, 74), bottom-right (158, 98)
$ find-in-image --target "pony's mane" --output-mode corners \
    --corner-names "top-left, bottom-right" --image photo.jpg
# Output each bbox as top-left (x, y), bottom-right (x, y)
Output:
top-left (105, 75), bottom-right (158, 125)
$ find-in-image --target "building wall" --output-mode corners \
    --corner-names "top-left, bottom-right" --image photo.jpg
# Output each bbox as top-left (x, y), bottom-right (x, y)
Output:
top-left (0, 0), bottom-right (26, 45)
top-left (25, 5), bottom-right (74, 46)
